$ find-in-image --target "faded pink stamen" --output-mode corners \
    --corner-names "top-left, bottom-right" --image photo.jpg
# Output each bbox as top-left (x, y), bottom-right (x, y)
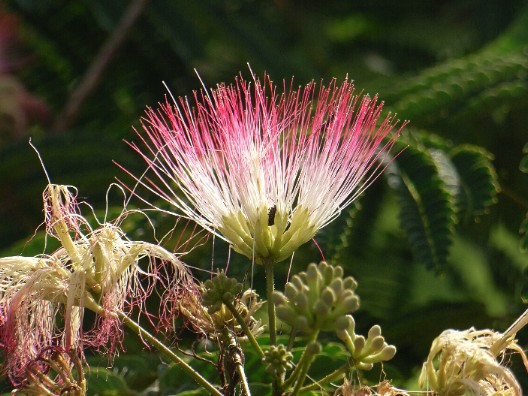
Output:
top-left (0, 185), bottom-right (194, 385)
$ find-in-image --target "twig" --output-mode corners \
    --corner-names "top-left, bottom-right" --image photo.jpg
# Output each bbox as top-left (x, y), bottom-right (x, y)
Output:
top-left (489, 308), bottom-right (528, 356)
top-left (52, 0), bottom-right (149, 132)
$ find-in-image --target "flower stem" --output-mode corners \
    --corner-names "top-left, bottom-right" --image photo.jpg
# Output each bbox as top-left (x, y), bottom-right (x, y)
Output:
top-left (264, 260), bottom-right (277, 346)
top-left (489, 307), bottom-right (528, 356)
top-left (224, 300), bottom-right (265, 358)
top-left (119, 313), bottom-right (222, 396)
top-left (263, 259), bottom-right (281, 395)
top-left (298, 361), bottom-right (351, 393)
top-left (237, 363), bottom-right (252, 396)
top-left (290, 358), bottom-right (312, 396)
top-left (289, 340), bottom-right (320, 396)
top-left (283, 331), bottom-right (320, 391)
top-left (224, 330), bottom-right (252, 396)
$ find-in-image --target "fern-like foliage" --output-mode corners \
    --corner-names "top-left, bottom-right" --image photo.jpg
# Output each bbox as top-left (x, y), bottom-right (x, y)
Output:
top-left (386, 53), bottom-right (528, 127)
top-left (384, 132), bottom-right (499, 270)
top-left (386, 139), bottom-right (455, 270)
top-left (518, 143), bottom-right (528, 252)
top-left (450, 145), bottom-right (499, 222)
top-left (384, 6), bottom-right (528, 127)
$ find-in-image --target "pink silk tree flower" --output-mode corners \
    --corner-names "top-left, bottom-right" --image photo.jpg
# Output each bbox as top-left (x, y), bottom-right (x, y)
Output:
top-left (127, 74), bottom-right (404, 264)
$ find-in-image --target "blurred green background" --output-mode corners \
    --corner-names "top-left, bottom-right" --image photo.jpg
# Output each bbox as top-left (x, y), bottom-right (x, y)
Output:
top-left (1, 0), bottom-right (528, 394)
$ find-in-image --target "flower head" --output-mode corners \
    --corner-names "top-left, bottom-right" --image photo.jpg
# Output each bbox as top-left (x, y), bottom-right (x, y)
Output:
top-left (0, 185), bottom-right (192, 384)
top-left (127, 73), bottom-right (403, 263)
top-left (420, 328), bottom-right (527, 396)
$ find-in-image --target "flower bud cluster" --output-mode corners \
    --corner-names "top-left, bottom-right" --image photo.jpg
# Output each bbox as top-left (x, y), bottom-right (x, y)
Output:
top-left (182, 273), bottom-right (264, 341)
top-left (336, 315), bottom-right (396, 370)
top-left (202, 271), bottom-right (243, 314)
top-left (263, 344), bottom-right (294, 375)
top-left (271, 262), bottom-right (360, 333)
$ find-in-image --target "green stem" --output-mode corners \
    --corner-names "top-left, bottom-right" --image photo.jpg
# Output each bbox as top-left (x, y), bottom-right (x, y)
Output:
top-left (290, 358), bottom-right (312, 396)
top-left (289, 340), bottom-right (320, 396)
top-left (224, 300), bottom-right (265, 358)
top-left (264, 260), bottom-right (281, 396)
top-left (264, 260), bottom-right (277, 346)
top-left (283, 331), bottom-right (320, 390)
top-left (287, 326), bottom-right (297, 351)
top-left (298, 361), bottom-right (351, 393)
top-left (237, 363), bottom-right (252, 396)
top-left (119, 313), bottom-right (222, 396)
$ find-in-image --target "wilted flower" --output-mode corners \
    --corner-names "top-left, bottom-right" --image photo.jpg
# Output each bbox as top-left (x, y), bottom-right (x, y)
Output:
top-left (11, 347), bottom-right (86, 396)
top-left (0, 184), bottom-right (191, 384)
top-left (419, 327), bottom-right (527, 396)
top-left (126, 72), bottom-right (403, 264)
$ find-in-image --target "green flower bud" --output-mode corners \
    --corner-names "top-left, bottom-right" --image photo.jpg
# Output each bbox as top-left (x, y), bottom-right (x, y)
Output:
top-left (291, 275), bottom-right (304, 291)
top-left (329, 278), bottom-right (343, 295)
top-left (306, 263), bottom-right (319, 282)
top-left (272, 262), bottom-right (360, 333)
top-left (380, 345), bottom-right (397, 360)
top-left (284, 283), bottom-right (298, 300)
top-left (276, 305), bottom-right (297, 325)
top-left (343, 276), bottom-right (357, 291)
top-left (338, 321), bottom-right (396, 370)
top-left (321, 288), bottom-right (336, 305)
top-left (354, 336), bottom-right (366, 354)
top-left (202, 271), bottom-right (243, 313)
top-left (342, 295), bottom-right (360, 313)
top-left (295, 292), bottom-right (309, 311)
top-left (368, 325), bottom-right (382, 338)
top-left (306, 341), bottom-right (322, 355)
top-left (294, 316), bottom-right (310, 333)
top-left (271, 291), bottom-right (287, 305)
top-left (263, 344), bottom-right (293, 375)
top-left (369, 336), bottom-right (385, 352)
top-left (322, 263), bottom-right (334, 284)
top-left (336, 315), bottom-right (354, 332)
top-left (362, 345), bottom-right (397, 363)
top-left (314, 300), bottom-right (329, 317)
top-left (356, 362), bottom-right (374, 371)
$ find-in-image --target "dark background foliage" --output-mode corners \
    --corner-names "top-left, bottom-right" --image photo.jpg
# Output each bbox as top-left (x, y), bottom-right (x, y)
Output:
top-left (1, 0), bottom-right (527, 394)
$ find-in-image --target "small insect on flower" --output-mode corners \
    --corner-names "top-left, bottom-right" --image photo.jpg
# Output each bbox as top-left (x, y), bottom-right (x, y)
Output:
top-left (267, 205), bottom-right (277, 227)
top-left (123, 70), bottom-right (405, 264)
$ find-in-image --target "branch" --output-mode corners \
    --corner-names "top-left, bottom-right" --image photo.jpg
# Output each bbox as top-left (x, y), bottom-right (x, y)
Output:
top-left (52, 0), bottom-right (149, 132)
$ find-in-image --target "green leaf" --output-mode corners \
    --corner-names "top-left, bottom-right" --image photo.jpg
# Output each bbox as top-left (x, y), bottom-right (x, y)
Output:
top-left (158, 358), bottom-right (219, 395)
top-left (85, 367), bottom-right (138, 396)
top-left (386, 142), bottom-right (456, 270)
top-left (520, 142), bottom-right (528, 173)
top-left (84, 353), bottom-right (160, 395)
top-left (449, 145), bottom-right (499, 222)
top-left (387, 49), bottom-right (528, 127)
